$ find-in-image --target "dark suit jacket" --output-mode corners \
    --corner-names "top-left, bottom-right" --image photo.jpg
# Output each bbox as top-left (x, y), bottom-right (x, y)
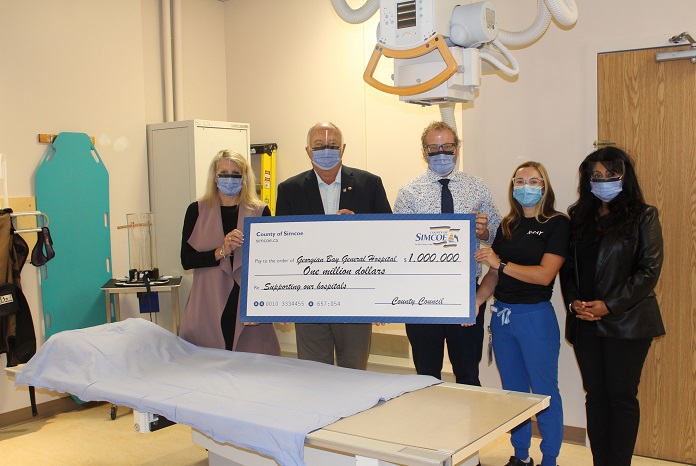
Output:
top-left (560, 205), bottom-right (665, 343)
top-left (276, 165), bottom-right (392, 216)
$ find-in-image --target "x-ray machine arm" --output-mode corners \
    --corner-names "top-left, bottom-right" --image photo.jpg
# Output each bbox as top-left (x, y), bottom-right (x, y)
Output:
top-left (330, 0), bottom-right (578, 130)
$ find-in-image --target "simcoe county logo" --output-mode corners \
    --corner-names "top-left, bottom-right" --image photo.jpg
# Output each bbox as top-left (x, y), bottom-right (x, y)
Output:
top-left (414, 226), bottom-right (460, 248)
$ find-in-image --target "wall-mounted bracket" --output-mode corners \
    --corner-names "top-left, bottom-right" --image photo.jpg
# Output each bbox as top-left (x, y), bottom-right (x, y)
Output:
top-left (38, 134), bottom-right (95, 144)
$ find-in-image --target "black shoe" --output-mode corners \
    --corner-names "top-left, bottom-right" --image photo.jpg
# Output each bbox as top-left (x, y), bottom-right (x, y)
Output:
top-left (505, 456), bottom-right (534, 466)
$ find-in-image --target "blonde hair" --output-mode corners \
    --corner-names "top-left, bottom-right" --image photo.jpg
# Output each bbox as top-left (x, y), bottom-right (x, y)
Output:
top-left (501, 161), bottom-right (565, 239)
top-left (420, 121), bottom-right (460, 147)
top-left (201, 150), bottom-right (266, 210)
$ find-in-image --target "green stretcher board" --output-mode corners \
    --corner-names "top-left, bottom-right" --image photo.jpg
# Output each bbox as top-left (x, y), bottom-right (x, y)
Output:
top-left (35, 132), bottom-right (111, 339)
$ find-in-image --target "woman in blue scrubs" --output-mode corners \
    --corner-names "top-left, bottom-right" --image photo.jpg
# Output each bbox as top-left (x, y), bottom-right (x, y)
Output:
top-left (474, 161), bottom-right (569, 466)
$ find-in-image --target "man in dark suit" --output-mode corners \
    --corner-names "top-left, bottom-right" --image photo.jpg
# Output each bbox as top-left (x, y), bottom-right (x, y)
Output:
top-left (275, 122), bottom-right (392, 369)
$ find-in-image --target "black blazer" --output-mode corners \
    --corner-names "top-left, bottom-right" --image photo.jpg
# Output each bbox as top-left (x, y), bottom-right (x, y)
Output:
top-left (560, 205), bottom-right (665, 343)
top-left (275, 165), bottom-right (392, 216)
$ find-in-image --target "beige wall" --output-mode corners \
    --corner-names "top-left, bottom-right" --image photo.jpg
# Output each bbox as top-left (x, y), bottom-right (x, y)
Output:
top-left (224, 0), bottom-right (445, 200)
top-left (1, 0), bottom-right (693, 431)
top-left (0, 0), bottom-right (228, 414)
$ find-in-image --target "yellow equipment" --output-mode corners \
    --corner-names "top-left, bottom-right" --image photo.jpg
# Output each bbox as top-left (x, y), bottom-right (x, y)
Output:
top-left (250, 143), bottom-right (277, 215)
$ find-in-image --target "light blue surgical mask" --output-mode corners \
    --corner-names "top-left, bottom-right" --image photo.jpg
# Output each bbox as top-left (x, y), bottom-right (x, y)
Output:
top-left (311, 148), bottom-right (341, 171)
top-left (217, 177), bottom-right (243, 197)
top-left (513, 185), bottom-right (543, 207)
top-left (590, 180), bottom-right (622, 202)
top-left (428, 153), bottom-right (456, 176)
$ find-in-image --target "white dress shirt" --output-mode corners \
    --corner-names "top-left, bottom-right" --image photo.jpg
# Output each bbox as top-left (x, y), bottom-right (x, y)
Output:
top-left (315, 168), bottom-right (342, 215)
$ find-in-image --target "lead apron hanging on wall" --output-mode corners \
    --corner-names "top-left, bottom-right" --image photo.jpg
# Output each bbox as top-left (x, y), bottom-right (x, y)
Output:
top-left (36, 133), bottom-right (111, 338)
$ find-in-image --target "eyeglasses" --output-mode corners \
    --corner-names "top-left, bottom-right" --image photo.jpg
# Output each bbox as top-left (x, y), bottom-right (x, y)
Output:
top-left (512, 177), bottom-right (544, 187)
top-left (424, 143), bottom-right (457, 154)
top-left (216, 173), bottom-right (243, 179)
top-left (311, 145), bottom-right (341, 151)
top-left (591, 174), bottom-right (623, 183)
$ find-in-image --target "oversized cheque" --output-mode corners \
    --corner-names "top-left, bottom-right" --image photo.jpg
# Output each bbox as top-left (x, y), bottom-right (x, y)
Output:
top-left (240, 214), bottom-right (477, 324)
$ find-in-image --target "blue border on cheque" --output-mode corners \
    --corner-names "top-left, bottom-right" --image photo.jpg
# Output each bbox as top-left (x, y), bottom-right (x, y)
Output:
top-left (240, 214), bottom-right (477, 324)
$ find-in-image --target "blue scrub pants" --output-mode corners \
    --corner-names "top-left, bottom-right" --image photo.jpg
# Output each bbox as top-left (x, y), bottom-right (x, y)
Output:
top-left (491, 300), bottom-right (563, 466)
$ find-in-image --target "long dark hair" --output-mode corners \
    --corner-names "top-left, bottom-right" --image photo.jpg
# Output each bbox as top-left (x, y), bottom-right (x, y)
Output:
top-left (567, 146), bottom-right (646, 243)
top-left (501, 161), bottom-right (564, 239)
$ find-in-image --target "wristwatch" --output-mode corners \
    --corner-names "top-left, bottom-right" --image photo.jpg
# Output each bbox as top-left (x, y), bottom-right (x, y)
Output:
top-left (498, 261), bottom-right (507, 275)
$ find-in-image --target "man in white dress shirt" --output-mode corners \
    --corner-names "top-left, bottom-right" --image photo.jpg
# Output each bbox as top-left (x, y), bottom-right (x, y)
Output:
top-left (276, 122), bottom-right (392, 369)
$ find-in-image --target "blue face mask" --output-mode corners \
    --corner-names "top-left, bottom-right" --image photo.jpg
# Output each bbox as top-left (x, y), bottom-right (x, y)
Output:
top-left (513, 185), bottom-right (543, 207)
top-left (217, 177), bottom-right (243, 197)
top-left (311, 148), bottom-right (341, 171)
top-left (590, 180), bottom-right (622, 202)
top-left (428, 153), bottom-right (456, 176)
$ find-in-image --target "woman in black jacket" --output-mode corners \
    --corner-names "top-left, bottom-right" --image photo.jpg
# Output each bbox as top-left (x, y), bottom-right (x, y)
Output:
top-left (561, 147), bottom-right (664, 466)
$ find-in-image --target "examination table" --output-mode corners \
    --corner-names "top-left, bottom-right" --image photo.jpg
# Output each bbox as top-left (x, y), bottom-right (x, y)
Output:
top-left (14, 319), bottom-right (549, 466)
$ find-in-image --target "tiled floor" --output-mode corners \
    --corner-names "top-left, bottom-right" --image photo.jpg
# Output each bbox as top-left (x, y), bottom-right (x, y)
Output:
top-left (0, 402), bottom-right (687, 466)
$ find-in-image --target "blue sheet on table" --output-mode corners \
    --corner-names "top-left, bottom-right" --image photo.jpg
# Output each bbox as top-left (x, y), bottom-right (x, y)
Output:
top-left (16, 319), bottom-right (439, 466)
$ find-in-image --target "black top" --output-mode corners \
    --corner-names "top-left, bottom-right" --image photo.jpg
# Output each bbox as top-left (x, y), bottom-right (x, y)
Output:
top-left (492, 215), bottom-right (570, 304)
top-left (576, 235), bottom-right (600, 303)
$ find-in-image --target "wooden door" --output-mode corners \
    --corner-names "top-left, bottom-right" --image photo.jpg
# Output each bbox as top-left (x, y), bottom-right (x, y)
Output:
top-left (597, 46), bottom-right (696, 464)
